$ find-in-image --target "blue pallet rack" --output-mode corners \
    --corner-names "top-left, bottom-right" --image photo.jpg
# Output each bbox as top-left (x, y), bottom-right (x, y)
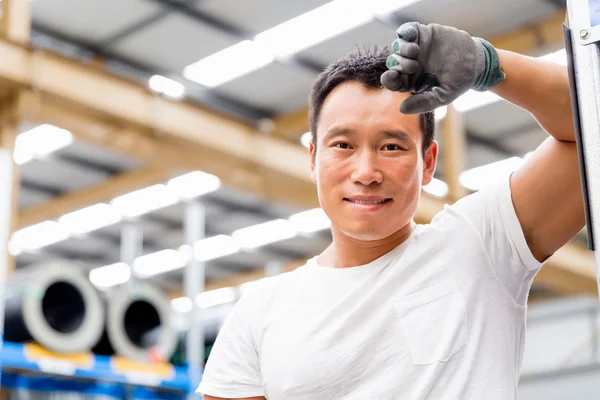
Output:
top-left (0, 341), bottom-right (194, 393)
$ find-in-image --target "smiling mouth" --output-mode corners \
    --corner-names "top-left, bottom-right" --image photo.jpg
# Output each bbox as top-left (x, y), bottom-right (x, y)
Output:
top-left (344, 198), bottom-right (392, 204)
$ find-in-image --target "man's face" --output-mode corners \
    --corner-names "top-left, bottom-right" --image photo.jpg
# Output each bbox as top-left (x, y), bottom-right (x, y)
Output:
top-left (310, 81), bottom-right (438, 242)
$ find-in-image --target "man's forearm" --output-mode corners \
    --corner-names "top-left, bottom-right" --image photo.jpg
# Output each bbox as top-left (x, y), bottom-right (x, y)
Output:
top-left (490, 49), bottom-right (575, 143)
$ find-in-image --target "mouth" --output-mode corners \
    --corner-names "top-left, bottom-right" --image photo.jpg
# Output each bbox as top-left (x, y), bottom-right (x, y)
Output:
top-left (342, 197), bottom-right (393, 213)
top-left (343, 198), bottom-right (392, 204)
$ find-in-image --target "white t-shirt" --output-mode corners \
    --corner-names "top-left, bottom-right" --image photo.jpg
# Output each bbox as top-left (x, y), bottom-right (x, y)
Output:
top-left (197, 176), bottom-right (546, 400)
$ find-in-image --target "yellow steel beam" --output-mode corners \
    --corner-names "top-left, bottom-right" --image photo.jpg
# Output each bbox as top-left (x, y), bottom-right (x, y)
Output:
top-left (17, 166), bottom-right (181, 229)
top-left (0, 95), bottom-right (21, 274)
top-left (0, 0), bottom-right (31, 276)
top-left (441, 104), bottom-right (468, 202)
top-left (0, 0), bottom-right (31, 44)
top-left (17, 92), bottom-right (320, 226)
top-left (0, 39), bottom-right (311, 183)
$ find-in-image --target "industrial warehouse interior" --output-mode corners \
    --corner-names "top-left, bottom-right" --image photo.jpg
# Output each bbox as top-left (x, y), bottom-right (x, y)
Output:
top-left (0, 0), bottom-right (600, 398)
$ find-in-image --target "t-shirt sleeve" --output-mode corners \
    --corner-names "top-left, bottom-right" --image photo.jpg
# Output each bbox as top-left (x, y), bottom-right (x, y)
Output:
top-left (196, 287), bottom-right (264, 398)
top-left (442, 174), bottom-right (546, 305)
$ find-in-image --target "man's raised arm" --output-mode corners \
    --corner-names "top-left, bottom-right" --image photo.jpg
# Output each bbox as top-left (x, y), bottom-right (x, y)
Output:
top-left (491, 49), bottom-right (585, 262)
top-left (381, 21), bottom-right (585, 262)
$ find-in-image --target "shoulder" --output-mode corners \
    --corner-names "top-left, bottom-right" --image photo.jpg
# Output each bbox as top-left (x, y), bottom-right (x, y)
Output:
top-left (239, 263), bottom-right (308, 305)
top-left (430, 178), bottom-right (509, 228)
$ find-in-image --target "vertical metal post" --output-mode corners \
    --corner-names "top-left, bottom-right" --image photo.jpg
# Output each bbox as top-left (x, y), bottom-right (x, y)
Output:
top-left (441, 104), bottom-right (467, 202)
top-left (0, 0), bottom-right (32, 45)
top-left (184, 200), bottom-right (205, 395)
top-left (591, 305), bottom-right (598, 363)
top-left (121, 221), bottom-right (143, 292)
top-left (565, 0), bottom-right (600, 294)
top-left (265, 260), bottom-right (283, 277)
top-left (0, 150), bottom-right (13, 373)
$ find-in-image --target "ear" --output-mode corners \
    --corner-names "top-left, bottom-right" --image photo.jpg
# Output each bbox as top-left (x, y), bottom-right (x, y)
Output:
top-left (421, 140), bottom-right (438, 186)
top-left (309, 141), bottom-right (317, 183)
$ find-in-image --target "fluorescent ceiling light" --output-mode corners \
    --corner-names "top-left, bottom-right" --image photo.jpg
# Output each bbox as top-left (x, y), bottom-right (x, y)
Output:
top-left (232, 219), bottom-right (297, 250)
top-left (89, 262), bottom-right (131, 288)
top-left (171, 297), bottom-right (193, 313)
top-left (255, 0), bottom-right (373, 57)
top-left (14, 124), bottom-right (73, 165)
top-left (133, 249), bottom-right (189, 278)
top-left (289, 208), bottom-right (331, 234)
top-left (149, 75), bottom-right (185, 99)
top-left (184, 40), bottom-right (274, 88)
top-left (179, 244), bottom-right (193, 262)
top-left (195, 287), bottom-right (239, 308)
top-left (167, 171), bottom-right (221, 200)
top-left (301, 131), bottom-right (312, 148)
top-left (454, 90), bottom-right (502, 113)
top-left (58, 203), bottom-right (121, 235)
top-left (10, 221), bottom-right (69, 252)
top-left (371, 0), bottom-right (422, 15)
top-left (238, 280), bottom-right (261, 295)
top-left (111, 184), bottom-right (178, 218)
top-left (8, 241), bottom-right (21, 256)
top-left (13, 147), bottom-right (32, 165)
top-left (194, 235), bottom-right (239, 261)
top-left (539, 49), bottom-right (567, 66)
top-left (422, 177), bottom-right (448, 198)
top-left (459, 156), bottom-right (524, 192)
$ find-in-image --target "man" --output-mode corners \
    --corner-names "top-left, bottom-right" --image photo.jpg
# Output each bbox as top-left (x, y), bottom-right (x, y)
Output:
top-left (197, 21), bottom-right (584, 400)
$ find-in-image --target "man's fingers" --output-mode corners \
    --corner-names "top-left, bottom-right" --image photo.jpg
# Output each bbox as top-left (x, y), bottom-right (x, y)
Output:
top-left (392, 39), bottom-right (420, 59)
top-left (381, 70), bottom-right (411, 92)
top-left (385, 54), bottom-right (419, 75)
top-left (381, 70), bottom-right (401, 90)
top-left (396, 23), bottom-right (419, 43)
top-left (400, 87), bottom-right (449, 114)
top-left (413, 73), bottom-right (441, 94)
top-left (400, 92), bottom-right (437, 114)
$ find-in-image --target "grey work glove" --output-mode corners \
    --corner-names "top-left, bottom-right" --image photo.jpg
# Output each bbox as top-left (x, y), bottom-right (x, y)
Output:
top-left (380, 22), bottom-right (505, 114)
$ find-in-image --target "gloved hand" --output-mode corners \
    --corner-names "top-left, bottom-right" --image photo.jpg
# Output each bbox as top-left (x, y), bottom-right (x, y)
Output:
top-left (380, 22), bottom-right (505, 114)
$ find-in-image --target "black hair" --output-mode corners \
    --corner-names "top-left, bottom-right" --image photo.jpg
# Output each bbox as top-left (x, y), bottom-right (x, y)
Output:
top-left (308, 45), bottom-right (435, 157)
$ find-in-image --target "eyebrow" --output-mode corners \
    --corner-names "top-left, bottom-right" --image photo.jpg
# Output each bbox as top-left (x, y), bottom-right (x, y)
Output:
top-left (380, 130), bottom-right (412, 142)
top-left (322, 127), bottom-right (355, 141)
top-left (323, 127), bottom-right (412, 142)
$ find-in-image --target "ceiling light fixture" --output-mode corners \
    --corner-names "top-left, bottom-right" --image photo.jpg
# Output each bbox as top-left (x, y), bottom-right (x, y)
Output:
top-left (58, 203), bottom-right (121, 235)
top-left (111, 184), bottom-right (178, 218)
top-left (232, 219), bottom-right (297, 250)
top-left (184, 40), bottom-right (274, 88)
top-left (89, 262), bottom-right (131, 288)
top-left (149, 75), bottom-right (186, 99)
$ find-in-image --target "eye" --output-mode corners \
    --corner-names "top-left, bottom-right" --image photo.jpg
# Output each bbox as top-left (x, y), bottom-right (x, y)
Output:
top-left (334, 142), bottom-right (352, 149)
top-left (382, 144), bottom-right (402, 151)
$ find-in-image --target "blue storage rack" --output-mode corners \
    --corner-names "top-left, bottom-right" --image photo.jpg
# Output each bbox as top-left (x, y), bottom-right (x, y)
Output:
top-left (0, 341), bottom-right (194, 393)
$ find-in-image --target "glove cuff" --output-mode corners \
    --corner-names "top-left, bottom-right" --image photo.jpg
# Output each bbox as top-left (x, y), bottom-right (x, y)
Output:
top-left (472, 38), bottom-right (506, 92)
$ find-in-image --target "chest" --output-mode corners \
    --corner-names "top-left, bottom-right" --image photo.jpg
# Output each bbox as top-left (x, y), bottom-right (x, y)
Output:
top-left (257, 268), bottom-right (472, 399)
top-left (259, 296), bottom-right (404, 399)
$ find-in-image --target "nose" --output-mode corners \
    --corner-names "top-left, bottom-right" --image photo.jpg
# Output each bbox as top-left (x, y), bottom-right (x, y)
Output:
top-left (350, 149), bottom-right (383, 186)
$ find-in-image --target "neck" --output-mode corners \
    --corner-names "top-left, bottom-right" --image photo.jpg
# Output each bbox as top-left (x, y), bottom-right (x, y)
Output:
top-left (318, 221), bottom-right (415, 268)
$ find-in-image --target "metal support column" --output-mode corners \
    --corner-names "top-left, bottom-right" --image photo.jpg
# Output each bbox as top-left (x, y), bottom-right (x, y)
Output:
top-left (121, 221), bottom-right (143, 292)
top-left (184, 200), bottom-right (206, 396)
top-left (0, 150), bottom-right (13, 373)
top-left (0, 93), bottom-right (21, 389)
top-left (564, 0), bottom-right (600, 293)
top-left (441, 104), bottom-right (468, 202)
top-left (265, 260), bottom-right (283, 277)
